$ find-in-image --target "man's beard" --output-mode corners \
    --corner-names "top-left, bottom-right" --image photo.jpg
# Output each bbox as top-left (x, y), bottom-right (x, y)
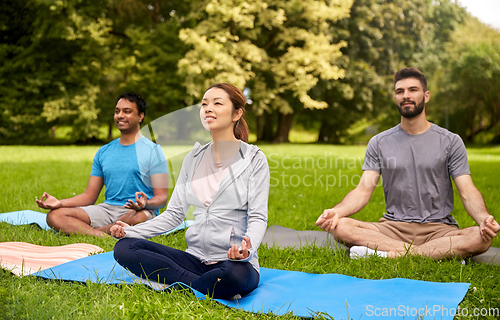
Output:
top-left (398, 98), bottom-right (425, 118)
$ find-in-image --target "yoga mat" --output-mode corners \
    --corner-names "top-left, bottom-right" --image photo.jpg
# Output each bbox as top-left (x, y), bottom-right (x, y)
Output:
top-left (35, 251), bottom-right (204, 296)
top-left (471, 246), bottom-right (500, 265)
top-left (0, 210), bottom-right (50, 230)
top-left (263, 225), bottom-right (500, 265)
top-left (162, 219), bottom-right (194, 235)
top-left (0, 210), bottom-right (194, 236)
top-left (35, 251), bottom-right (470, 319)
top-left (0, 242), bottom-right (104, 276)
top-left (262, 225), bottom-right (348, 251)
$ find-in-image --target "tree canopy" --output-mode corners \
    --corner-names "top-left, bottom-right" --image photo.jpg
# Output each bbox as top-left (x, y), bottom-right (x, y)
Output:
top-left (428, 16), bottom-right (500, 143)
top-left (0, 0), bottom-right (189, 143)
top-left (1, 0), bottom-right (499, 144)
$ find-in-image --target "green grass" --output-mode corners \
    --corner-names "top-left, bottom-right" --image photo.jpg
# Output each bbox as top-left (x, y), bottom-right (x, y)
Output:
top-left (1, 144), bottom-right (499, 319)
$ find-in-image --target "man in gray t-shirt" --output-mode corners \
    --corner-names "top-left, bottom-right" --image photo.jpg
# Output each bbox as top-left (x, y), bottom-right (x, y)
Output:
top-left (316, 67), bottom-right (499, 260)
top-left (363, 123), bottom-right (470, 227)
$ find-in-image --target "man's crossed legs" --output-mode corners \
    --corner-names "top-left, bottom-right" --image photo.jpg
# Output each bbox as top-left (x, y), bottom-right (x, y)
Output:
top-left (334, 217), bottom-right (491, 260)
top-left (46, 203), bottom-right (154, 237)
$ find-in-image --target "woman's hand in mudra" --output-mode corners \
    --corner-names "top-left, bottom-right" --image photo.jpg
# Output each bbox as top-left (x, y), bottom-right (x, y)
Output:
top-left (227, 236), bottom-right (252, 260)
top-left (110, 221), bottom-right (130, 239)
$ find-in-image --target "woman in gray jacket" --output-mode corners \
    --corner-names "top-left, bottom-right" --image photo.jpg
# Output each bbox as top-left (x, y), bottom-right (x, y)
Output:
top-left (111, 83), bottom-right (270, 299)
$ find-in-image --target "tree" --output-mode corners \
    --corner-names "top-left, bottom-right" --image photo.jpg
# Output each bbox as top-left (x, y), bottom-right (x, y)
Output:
top-left (301, 0), bottom-right (469, 144)
top-left (0, 0), bottom-right (190, 143)
top-left (426, 15), bottom-right (500, 143)
top-left (0, 0), bottom-right (114, 142)
top-left (177, 0), bottom-right (353, 142)
top-left (452, 43), bottom-right (500, 141)
top-left (310, 0), bottom-right (435, 143)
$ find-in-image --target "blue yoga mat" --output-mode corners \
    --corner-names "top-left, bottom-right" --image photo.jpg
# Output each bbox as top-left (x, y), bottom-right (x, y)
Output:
top-left (35, 252), bottom-right (470, 319)
top-left (0, 210), bottom-right (193, 235)
top-left (0, 210), bottom-right (50, 229)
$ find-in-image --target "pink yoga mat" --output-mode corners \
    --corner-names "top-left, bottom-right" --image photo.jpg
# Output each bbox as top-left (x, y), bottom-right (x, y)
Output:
top-left (0, 242), bottom-right (104, 276)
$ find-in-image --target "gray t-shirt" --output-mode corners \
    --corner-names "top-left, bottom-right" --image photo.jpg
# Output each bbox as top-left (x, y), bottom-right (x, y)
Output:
top-left (362, 123), bottom-right (470, 226)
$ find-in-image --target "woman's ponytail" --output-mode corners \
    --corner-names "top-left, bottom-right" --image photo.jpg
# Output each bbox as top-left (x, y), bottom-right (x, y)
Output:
top-left (234, 117), bottom-right (249, 143)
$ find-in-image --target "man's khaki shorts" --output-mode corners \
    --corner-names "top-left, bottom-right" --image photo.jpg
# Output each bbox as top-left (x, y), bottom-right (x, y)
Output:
top-left (372, 217), bottom-right (459, 246)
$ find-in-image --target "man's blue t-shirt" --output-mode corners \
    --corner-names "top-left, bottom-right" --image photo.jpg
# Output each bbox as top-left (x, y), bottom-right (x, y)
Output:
top-left (90, 136), bottom-right (168, 212)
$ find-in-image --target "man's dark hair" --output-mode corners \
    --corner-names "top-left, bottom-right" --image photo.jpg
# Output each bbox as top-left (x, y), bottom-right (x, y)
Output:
top-left (394, 67), bottom-right (428, 91)
top-left (116, 92), bottom-right (147, 122)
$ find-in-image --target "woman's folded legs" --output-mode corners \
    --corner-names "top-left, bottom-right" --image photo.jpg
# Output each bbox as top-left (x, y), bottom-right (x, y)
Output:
top-left (114, 238), bottom-right (259, 299)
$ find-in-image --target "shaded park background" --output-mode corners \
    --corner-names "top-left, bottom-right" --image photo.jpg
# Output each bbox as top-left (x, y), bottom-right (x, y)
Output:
top-left (1, 0), bottom-right (500, 145)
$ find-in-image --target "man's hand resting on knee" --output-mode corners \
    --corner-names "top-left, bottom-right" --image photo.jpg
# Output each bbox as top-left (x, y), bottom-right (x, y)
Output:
top-left (36, 192), bottom-right (62, 210)
top-left (315, 171), bottom-right (379, 233)
top-left (316, 209), bottom-right (342, 232)
top-left (480, 215), bottom-right (500, 242)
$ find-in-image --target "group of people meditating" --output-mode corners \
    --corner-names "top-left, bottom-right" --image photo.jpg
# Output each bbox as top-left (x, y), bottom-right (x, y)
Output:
top-left (36, 68), bottom-right (499, 299)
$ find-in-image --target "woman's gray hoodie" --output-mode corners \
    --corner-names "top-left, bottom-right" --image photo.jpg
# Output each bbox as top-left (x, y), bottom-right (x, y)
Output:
top-left (122, 141), bottom-right (270, 273)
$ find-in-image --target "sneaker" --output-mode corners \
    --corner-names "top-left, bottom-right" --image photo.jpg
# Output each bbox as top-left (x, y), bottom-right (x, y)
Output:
top-left (350, 246), bottom-right (387, 259)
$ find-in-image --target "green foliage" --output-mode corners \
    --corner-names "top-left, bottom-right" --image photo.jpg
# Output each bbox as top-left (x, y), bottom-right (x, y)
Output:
top-left (2, 0), bottom-right (499, 146)
top-left (413, 0), bottom-right (466, 72)
top-left (101, 0), bottom-right (193, 123)
top-left (302, 0), bottom-right (436, 143)
top-left (176, 0), bottom-right (353, 143)
top-left (438, 20), bottom-right (500, 143)
top-left (421, 8), bottom-right (500, 144)
top-left (0, 0), bottom-right (190, 143)
top-left (451, 43), bottom-right (500, 140)
top-left (0, 0), bottom-right (112, 142)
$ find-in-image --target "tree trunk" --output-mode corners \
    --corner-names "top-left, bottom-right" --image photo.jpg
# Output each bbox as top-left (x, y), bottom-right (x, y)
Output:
top-left (317, 119), bottom-right (329, 143)
top-left (273, 111), bottom-right (293, 143)
top-left (260, 111), bottom-right (275, 142)
top-left (317, 118), bottom-right (343, 144)
top-left (494, 101), bottom-right (500, 143)
top-left (256, 114), bottom-right (264, 141)
top-left (108, 123), bottom-right (113, 140)
top-left (466, 111), bottom-right (476, 143)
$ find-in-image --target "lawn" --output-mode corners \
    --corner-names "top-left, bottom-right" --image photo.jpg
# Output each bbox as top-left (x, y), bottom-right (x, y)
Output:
top-left (0, 144), bottom-right (499, 319)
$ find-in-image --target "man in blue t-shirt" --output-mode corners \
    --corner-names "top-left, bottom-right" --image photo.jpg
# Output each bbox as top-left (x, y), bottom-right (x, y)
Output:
top-left (316, 67), bottom-right (499, 260)
top-left (36, 92), bottom-right (168, 237)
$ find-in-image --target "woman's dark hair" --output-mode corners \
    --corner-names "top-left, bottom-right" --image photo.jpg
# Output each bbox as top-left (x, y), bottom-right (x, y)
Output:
top-left (207, 83), bottom-right (249, 143)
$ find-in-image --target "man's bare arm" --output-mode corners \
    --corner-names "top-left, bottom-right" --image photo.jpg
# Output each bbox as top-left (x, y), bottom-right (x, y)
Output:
top-left (454, 174), bottom-right (499, 241)
top-left (316, 170), bottom-right (380, 232)
top-left (36, 176), bottom-right (104, 209)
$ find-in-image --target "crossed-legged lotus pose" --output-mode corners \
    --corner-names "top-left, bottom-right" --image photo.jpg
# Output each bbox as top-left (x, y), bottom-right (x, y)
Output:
top-left (111, 83), bottom-right (270, 299)
top-left (316, 67), bottom-right (499, 260)
top-left (37, 92), bottom-right (168, 237)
